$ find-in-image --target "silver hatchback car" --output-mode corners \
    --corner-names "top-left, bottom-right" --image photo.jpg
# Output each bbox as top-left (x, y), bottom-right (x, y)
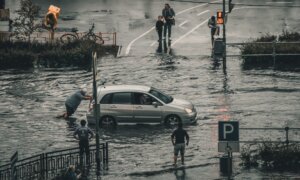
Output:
top-left (86, 85), bottom-right (197, 126)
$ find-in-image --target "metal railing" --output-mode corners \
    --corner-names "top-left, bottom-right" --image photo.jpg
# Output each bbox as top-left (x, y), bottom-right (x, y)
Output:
top-left (0, 31), bottom-right (117, 46)
top-left (0, 142), bottom-right (108, 180)
top-left (224, 41), bottom-right (300, 69)
top-left (226, 41), bottom-right (300, 61)
top-left (239, 126), bottom-right (300, 145)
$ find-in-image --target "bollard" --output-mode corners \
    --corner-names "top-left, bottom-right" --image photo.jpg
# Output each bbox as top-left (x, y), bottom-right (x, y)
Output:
top-left (272, 41), bottom-right (276, 68)
top-left (220, 154), bottom-right (232, 174)
top-left (285, 126), bottom-right (289, 148)
top-left (213, 38), bottom-right (225, 56)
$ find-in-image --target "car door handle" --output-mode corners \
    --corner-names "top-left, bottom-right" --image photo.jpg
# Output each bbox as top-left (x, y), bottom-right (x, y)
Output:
top-left (135, 106), bottom-right (143, 109)
top-left (110, 105), bottom-right (117, 108)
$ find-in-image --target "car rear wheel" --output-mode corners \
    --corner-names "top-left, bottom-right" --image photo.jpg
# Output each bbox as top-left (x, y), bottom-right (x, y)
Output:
top-left (164, 115), bottom-right (181, 126)
top-left (100, 116), bottom-right (116, 128)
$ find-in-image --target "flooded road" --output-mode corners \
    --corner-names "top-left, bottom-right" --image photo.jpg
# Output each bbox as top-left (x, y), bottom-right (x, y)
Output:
top-left (1, 0), bottom-right (300, 179)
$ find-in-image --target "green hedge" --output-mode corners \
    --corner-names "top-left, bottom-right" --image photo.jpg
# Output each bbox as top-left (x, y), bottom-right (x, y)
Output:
top-left (0, 40), bottom-right (104, 69)
top-left (240, 31), bottom-right (300, 71)
top-left (241, 142), bottom-right (300, 171)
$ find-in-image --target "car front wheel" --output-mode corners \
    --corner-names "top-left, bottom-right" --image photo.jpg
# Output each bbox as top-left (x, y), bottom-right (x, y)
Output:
top-left (100, 116), bottom-right (116, 128)
top-left (164, 114), bottom-right (181, 126)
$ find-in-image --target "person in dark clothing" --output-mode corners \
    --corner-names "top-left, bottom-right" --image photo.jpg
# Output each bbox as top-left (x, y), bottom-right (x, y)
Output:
top-left (156, 15), bottom-right (164, 41)
top-left (73, 120), bottom-right (94, 167)
top-left (62, 88), bottom-right (92, 119)
top-left (162, 3), bottom-right (175, 40)
top-left (171, 123), bottom-right (189, 165)
top-left (64, 165), bottom-right (78, 180)
top-left (207, 15), bottom-right (219, 46)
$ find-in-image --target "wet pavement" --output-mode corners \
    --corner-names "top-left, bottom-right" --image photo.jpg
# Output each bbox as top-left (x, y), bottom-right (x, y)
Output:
top-left (1, 0), bottom-right (300, 179)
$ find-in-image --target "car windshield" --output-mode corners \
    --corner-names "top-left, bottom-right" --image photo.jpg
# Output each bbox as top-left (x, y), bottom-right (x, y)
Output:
top-left (149, 88), bottom-right (173, 104)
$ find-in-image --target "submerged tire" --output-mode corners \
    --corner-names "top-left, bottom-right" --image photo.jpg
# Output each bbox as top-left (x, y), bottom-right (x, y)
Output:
top-left (164, 114), bottom-right (181, 126)
top-left (100, 116), bottom-right (116, 128)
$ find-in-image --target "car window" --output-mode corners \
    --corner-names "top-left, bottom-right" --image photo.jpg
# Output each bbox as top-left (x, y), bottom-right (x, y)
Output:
top-left (133, 93), bottom-right (158, 105)
top-left (100, 93), bottom-right (112, 104)
top-left (111, 92), bottom-right (132, 104)
top-left (149, 88), bottom-right (173, 104)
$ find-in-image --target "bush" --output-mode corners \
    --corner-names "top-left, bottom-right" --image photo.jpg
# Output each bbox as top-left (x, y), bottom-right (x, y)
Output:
top-left (0, 40), bottom-right (103, 69)
top-left (240, 31), bottom-right (300, 71)
top-left (0, 50), bottom-right (35, 69)
top-left (240, 142), bottom-right (300, 171)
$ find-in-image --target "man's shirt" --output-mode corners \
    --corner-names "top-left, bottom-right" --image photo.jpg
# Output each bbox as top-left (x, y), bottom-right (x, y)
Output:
top-left (74, 126), bottom-right (93, 141)
top-left (65, 91), bottom-right (86, 110)
top-left (171, 128), bottom-right (189, 144)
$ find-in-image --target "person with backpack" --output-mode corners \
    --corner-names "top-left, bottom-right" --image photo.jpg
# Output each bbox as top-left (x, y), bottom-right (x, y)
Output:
top-left (73, 120), bottom-right (94, 167)
top-left (162, 3), bottom-right (175, 40)
top-left (207, 15), bottom-right (219, 46)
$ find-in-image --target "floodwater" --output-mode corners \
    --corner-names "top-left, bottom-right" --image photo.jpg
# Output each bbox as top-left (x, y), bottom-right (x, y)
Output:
top-left (1, 0), bottom-right (300, 179)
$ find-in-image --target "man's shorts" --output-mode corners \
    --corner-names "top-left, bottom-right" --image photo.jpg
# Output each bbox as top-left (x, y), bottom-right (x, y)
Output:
top-left (65, 103), bottom-right (75, 116)
top-left (174, 143), bottom-right (185, 156)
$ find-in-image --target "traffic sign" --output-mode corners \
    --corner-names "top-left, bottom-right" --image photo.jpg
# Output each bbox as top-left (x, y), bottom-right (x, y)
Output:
top-left (218, 141), bottom-right (239, 152)
top-left (218, 121), bottom-right (239, 141)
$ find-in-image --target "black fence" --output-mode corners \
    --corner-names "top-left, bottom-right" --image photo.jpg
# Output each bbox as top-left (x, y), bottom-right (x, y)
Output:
top-left (239, 127), bottom-right (300, 145)
top-left (0, 142), bottom-right (108, 180)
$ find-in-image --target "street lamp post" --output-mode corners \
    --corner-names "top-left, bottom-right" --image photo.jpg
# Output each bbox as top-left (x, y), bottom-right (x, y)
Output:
top-left (92, 52), bottom-right (101, 178)
top-left (0, 0), bottom-right (5, 9)
top-left (222, 0), bottom-right (227, 70)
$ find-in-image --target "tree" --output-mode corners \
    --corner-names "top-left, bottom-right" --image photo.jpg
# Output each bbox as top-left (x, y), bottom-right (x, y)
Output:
top-left (13, 0), bottom-right (40, 41)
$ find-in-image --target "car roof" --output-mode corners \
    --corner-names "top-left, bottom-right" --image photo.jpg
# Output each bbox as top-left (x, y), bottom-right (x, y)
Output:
top-left (98, 85), bottom-right (151, 94)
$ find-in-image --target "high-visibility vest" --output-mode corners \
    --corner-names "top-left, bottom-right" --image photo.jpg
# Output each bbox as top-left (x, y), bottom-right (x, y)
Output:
top-left (45, 5), bottom-right (60, 26)
top-left (216, 11), bottom-right (224, 24)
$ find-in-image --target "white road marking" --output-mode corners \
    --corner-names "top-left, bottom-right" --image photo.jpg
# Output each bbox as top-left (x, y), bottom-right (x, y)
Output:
top-left (197, 10), bottom-right (210, 16)
top-left (125, 27), bottom-right (155, 55)
top-left (171, 19), bottom-right (209, 47)
top-left (124, 0), bottom-right (223, 55)
top-left (172, 6), bottom-right (267, 47)
top-left (150, 42), bottom-right (156, 47)
top-left (177, 3), bottom-right (208, 15)
top-left (232, 7), bottom-right (267, 10)
top-left (266, 1), bottom-right (292, 4)
top-left (179, 20), bottom-right (188, 28)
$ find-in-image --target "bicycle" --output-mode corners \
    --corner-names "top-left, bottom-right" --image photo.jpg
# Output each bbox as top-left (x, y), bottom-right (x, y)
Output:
top-left (60, 23), bottom-right (104, 44)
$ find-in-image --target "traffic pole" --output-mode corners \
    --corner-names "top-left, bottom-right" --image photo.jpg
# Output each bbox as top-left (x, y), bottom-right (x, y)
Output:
top-left (222, 0), bottom-right (227, 71)
top-left (0, 0), bottom-right (5, 9)
top-left (92, 52), bottom-right (101, 178)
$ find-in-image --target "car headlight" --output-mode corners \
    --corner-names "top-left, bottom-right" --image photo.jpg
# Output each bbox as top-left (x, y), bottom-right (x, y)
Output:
top-left (185, 108), bottom-right (193, 114)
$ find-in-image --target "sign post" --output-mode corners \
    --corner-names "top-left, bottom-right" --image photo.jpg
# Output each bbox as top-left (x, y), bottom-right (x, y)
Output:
top-left (92, 52), bottom-right (101, 179)
top-left (10, 151), bottom-right (18, 180)
top-left (218, 121), bottom-right (239, 178)
top-left (222, 0), bottom-right (227, 70)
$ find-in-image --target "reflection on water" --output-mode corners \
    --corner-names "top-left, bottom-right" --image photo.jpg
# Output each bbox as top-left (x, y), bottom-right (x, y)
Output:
top-left (156, 39), bottom-right (172, 54)
top-left (174, 168), bottom-right (186, 180)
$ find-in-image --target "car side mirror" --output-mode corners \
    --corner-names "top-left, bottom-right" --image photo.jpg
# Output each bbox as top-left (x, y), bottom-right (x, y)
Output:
top-left (152, 102), bottom-right (159, 108)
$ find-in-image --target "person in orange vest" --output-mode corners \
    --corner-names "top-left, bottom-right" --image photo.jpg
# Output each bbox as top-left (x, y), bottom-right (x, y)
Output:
top-left (44, 5), bottom-right (60, 40)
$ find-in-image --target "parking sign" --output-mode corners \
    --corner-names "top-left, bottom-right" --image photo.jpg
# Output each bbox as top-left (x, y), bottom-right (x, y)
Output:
top-left (218, 121), bottom-right (239, 141)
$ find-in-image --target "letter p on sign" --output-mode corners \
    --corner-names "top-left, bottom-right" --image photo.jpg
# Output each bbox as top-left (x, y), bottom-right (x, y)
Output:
top-left (218, 121), bottom-right (239, 141)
